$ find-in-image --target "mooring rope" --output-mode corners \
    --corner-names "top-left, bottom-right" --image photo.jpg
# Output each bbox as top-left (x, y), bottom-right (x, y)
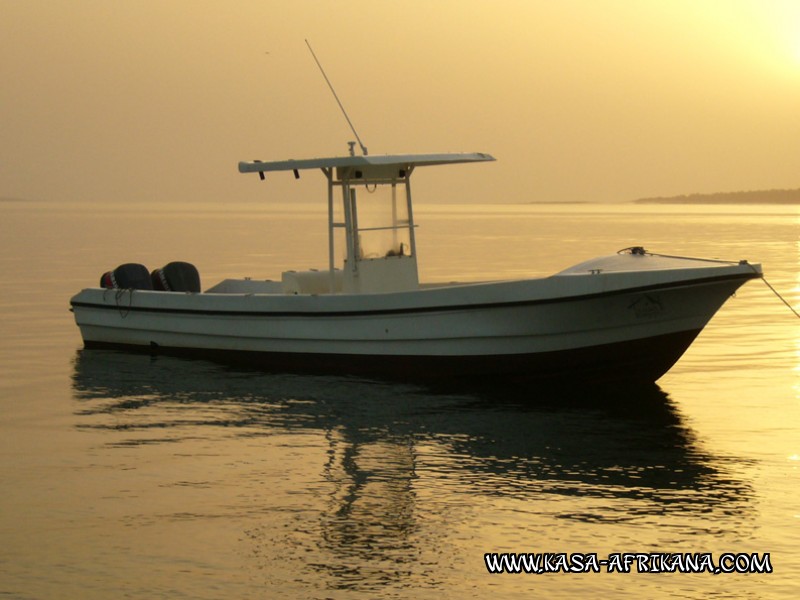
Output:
top-left (731, 260), bottom-right (799, 320)
top-left (759, 275), bottom-right (800, 320)
top-left (617, 247), bottom-right (799, 320)
top-left (736, 261), bottom-right (800, 320)
top-left (617, 246), bottom-right (742, 265)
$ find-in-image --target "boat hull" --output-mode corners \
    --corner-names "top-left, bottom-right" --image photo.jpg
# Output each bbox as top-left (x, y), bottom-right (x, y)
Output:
top-left (81, 328), bottom-right (701, 384)
top-left (71, 257), bottom-right (760, 384)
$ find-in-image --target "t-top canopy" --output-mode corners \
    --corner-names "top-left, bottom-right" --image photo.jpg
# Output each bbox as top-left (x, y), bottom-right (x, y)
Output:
top-left (238, 152), bottom-right (495, 175)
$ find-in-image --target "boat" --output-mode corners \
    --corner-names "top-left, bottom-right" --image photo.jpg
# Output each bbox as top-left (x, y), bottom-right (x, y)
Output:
top-left (70, 150), bottom-right (762, 384)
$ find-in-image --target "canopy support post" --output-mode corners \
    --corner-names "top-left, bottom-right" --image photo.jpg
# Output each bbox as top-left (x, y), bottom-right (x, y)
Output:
top-left (324, 167), bottom-right (336, 293)
top-left (405, 167), bottom-right (417, 258)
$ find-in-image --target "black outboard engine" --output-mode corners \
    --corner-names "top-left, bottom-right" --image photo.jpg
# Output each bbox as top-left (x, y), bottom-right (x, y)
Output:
top-left (150, 261), bottom-right (201, 293)
top-left (100, 263), bottom-right (153, 290)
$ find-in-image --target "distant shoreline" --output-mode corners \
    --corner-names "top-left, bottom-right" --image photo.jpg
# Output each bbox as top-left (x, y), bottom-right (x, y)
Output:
top-left (527, 201), bottom-right (592, 205)
top-left (634, 189), bottom-right (800, 204)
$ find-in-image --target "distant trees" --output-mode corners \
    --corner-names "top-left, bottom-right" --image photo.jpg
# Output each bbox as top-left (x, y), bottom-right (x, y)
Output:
top-left (634, 189), bottom-right (800, 204)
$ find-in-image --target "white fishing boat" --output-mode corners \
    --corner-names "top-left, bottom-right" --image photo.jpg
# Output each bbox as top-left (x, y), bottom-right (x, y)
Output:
top-left (70, 150), bottom-right (762, 383)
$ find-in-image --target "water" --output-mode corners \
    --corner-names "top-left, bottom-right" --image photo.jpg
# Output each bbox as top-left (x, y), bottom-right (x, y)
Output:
top-left (0, 200), bottom-right (797, 598)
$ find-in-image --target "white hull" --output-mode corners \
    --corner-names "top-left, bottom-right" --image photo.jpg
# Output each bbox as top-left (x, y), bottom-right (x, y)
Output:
top-left (71, 254), bottom-right (760, 383)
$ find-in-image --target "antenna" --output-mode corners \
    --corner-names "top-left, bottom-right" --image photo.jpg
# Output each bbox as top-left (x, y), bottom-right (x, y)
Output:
top-left (305, 39), bottom-right (368, 156)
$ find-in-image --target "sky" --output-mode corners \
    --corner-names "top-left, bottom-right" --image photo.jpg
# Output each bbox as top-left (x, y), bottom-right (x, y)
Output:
top-left (2, 0), bottom-right (799, 204)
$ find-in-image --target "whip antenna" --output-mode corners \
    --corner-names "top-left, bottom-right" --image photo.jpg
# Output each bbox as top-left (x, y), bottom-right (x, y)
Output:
top-left (305, 39), bottom-right (368, 156)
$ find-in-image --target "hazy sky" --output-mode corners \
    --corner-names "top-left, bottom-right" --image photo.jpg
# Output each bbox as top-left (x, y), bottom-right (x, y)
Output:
top-left (2, 0), bottom-right (799, 203)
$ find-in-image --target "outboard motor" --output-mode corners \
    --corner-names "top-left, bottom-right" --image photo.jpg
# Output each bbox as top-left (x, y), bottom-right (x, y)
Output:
top-left (99, 263), bottom-right (153, 290)
top-left (150, 261), bottom-right (201, 293)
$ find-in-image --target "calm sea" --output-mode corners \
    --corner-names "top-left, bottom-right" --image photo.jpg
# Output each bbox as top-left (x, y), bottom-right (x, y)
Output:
top-left (0, 200), bottom-right (797, 599)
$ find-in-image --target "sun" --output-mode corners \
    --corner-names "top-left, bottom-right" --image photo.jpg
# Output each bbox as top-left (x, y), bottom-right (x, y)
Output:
top-left (772, 5), bottom-right (800, 69)
top-left (734, 1), bottom-right (800, 75)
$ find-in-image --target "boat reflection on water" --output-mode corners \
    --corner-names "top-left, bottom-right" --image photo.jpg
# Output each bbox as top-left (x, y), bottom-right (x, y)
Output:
top-left (71, 349), bottom-right (754, 588)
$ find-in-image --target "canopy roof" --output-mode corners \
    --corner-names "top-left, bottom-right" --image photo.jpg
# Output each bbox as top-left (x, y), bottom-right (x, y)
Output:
top-left (238, 152), bottom-right (494, 174)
